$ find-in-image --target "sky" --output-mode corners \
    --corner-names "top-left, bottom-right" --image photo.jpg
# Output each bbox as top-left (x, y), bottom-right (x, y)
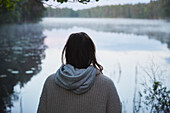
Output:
top-left (42, 0), bottom-right (151, 10)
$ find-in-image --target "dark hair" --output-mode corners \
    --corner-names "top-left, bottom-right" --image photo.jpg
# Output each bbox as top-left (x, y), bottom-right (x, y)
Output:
top-left (61, 32), bottom-right (103, 72)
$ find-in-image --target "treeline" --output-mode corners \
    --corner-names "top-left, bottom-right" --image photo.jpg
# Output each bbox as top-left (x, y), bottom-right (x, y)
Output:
top-left (44, 0), bottom-right (170, 19)
top-left (0, 0), bottom-right (45, 24)
top-left (44, 8), bottom-right (78, 17)
top-left (0, 0), bottom-right (169, 25)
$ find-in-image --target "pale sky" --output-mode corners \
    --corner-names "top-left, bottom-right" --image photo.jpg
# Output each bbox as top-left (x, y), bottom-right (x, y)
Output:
top-left (42, 0), bottom-right (150, 10)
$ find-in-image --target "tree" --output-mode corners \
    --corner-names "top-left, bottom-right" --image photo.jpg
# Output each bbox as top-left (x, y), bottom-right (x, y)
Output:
top-left (0, 0), bottom-right (19, 10)
top-left (44, 0), bottom-right (99, 4)
top-left (0, 0), bottom-right (100, 10)
top-left (0, 0), bottom-right (45, 24)
top-left (159, 0), bottom-right (170, 19)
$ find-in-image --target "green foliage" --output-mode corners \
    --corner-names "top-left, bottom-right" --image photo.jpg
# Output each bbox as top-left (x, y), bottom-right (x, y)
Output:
top-left (0, 0), bottom-right (19, 10)
top-left (0, 0), bottom-right (99, 10)
top-left (44, 7), bottom-right (78, 17)
top-left (0, 0), bottom-right (45, 24)
top-left (135, 62), bottom-right (170, 113)
top-left (159, 0), bottom-right (170, 19)
top-left (45, 0), bottom-right (170, 19)
top-left (75, 1), bottom-right (162, 19)
top-left (142, 81), bottom-right (170, 112)
top-left (44, 0), bottom-right (99, 4)
top-left (1, 0), bottom-right (170, 24)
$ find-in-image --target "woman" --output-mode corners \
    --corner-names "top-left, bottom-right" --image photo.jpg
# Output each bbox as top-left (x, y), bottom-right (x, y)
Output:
top-left (37, 32), bottom-right (121, 113)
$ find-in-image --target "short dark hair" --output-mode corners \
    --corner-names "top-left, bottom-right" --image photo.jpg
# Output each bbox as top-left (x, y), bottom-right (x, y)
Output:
top-left (61, 32), bottom-right (103, 72)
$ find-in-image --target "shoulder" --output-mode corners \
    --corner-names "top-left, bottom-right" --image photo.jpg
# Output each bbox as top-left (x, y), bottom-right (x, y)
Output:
top-left (96, 74), bottom-right (121, 101)
top-left (43, 73), bottom-right (55, 86)
top-left (46, 73), bottom-right (55, 80)
top-left (93, 73), bottom-right (119, 98)
top-left (94, 73), bottom-right (116, 92)
top-left (96, 73), bottom-right (114, 85)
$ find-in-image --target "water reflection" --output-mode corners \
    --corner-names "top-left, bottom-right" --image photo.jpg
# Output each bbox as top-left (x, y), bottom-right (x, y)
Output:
top-left (41, 18), bottom-right (170, 49)
top-left (0, 24), bottom-right (47, 113)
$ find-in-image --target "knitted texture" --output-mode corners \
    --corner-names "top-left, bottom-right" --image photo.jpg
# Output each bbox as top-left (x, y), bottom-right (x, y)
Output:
top-left (37, 73), bottom-right (122, 113)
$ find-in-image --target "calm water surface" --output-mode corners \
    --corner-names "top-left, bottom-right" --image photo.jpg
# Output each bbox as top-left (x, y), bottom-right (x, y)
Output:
top-left (0, 18), bottom-right (170, 113)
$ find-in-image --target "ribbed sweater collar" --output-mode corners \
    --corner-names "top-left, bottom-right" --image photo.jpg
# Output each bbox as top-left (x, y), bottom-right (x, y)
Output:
top-left (54, 64), bottom-right (97, 94)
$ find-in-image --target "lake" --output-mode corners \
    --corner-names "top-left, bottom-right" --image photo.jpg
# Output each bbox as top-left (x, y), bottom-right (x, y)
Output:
top-left (0, 17), bottom-right (170, 113)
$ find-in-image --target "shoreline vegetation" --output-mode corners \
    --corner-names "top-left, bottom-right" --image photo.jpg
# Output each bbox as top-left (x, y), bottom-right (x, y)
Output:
top-left (44, 0), bottom-right (170, 20)
top-left (0, 0), bottom-right (45, 25)
top-left (0, 0), bottom-right (170, 25)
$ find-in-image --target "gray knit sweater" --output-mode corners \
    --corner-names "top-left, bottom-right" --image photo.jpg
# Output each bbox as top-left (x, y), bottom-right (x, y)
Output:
top-left (37, 73), bottom-right (122, 113)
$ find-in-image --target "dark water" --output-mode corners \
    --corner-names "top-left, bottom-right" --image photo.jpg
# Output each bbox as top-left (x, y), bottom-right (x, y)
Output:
top-left (0, 18), bottom-right (170, 113)
top-left (0, 24), bottom-right (47, 113)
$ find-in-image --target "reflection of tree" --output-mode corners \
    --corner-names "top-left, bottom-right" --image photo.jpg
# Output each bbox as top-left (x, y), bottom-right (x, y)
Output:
top-left (147, 32), bottom-right (170, 50)
top-left (0, 24), bottom-right (47, 113)
top-left (42, 20), bottom-right (170, 50)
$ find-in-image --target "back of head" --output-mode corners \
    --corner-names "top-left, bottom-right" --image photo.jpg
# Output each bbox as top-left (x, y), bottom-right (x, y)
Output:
top-left (62, 32), bottom-right (103, 72)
